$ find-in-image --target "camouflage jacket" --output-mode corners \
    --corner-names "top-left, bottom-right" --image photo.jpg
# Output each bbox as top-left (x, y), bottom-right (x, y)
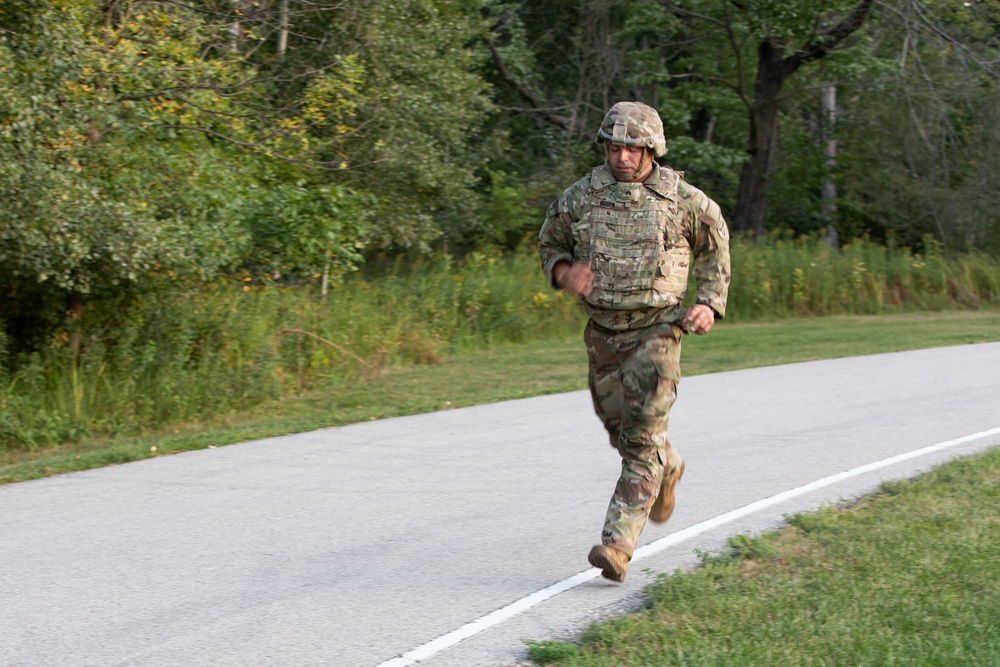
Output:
top-left (539, 163), bottom-right (730, 331)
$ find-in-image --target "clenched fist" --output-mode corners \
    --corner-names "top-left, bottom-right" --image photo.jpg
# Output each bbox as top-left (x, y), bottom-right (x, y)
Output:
top-left (553, 261), bottom-right (594, 298)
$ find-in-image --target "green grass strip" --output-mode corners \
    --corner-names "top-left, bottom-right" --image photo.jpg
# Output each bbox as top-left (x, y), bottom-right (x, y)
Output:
top-left (2, 309), bottom-right (998, 485)
top-left (527, 447), bottom-right (1000, 666)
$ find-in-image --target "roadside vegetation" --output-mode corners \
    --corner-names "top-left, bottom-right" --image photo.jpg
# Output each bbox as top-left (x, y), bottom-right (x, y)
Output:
top-left (2, 236), bottom-right (999, 472)
top-left (0, 304), bottom-right (995, 485)
top-left (4, 2), bottom-right (1000, 480)
top-left (526, 446), bottom-right (1000, 666)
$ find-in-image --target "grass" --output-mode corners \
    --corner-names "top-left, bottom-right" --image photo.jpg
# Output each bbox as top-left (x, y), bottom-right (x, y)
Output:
top-left (3, 237), bottom-right (1000, 453)
top-left (2, 308), bottom-right (999, 485)
top-left (526, 447), bottom-right (1000, 666)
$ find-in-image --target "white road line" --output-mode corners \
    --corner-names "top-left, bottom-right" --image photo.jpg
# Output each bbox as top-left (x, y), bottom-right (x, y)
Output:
top-left (375, 426), bottom-right (1000, 667)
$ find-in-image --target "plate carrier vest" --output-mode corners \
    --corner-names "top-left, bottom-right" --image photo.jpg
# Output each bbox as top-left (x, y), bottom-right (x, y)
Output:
top-left (571, 165), bottom-right (691, 311)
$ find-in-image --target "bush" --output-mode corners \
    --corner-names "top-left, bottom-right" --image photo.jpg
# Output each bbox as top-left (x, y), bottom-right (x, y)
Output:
top-left (2, 238), bottom-right (997, 452)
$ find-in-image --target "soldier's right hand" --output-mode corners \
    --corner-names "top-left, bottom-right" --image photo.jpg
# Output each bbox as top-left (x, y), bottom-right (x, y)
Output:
top-left (554, 261), bottom-right (594, 298)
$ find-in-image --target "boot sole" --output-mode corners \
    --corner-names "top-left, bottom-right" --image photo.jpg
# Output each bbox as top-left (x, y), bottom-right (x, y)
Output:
top-left (588, 547), bottom-right (627, 582)
top-left (649, 459), bottom-right (685, 523)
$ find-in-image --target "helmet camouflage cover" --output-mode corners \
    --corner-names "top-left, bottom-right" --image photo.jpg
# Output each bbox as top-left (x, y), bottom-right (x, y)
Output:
top-left (595, 101), bottom-right (667, 157)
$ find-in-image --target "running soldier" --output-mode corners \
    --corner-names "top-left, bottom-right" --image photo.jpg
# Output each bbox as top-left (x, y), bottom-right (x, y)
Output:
top-left (539, 101), bottom-right (731, 581)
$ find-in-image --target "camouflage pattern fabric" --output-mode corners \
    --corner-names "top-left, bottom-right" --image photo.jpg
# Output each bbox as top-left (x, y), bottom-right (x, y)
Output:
top-left (539, 162), bottom-right (730, 332)
top-left (581, 166), bottom-right (682, 311)
top-left (585, 320), bottom-right (683, 557)
top-left (539, 124), bottom-right (730, 566)
top-left (595, 101), bottom-right (668, 157)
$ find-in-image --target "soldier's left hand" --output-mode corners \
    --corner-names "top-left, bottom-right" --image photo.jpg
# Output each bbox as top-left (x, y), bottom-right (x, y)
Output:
top-left (682, 304), bottom-right (715, 335)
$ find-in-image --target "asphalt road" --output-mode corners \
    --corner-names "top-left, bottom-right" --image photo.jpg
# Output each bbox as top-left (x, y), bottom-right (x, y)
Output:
top-left (2, 342), bottom-right (999, 667)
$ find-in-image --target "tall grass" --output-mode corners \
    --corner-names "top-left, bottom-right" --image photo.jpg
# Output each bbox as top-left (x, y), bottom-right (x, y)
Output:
top-left (0, 249), bottom-right (579, 450)
top-left (1, 238), bottom-right (998, 451)
top-left (729, 235), bottom-right (999, 320)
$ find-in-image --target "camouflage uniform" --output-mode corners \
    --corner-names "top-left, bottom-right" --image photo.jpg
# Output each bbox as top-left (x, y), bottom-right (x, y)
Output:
top-left (539, 102), bottom-right (730, 563)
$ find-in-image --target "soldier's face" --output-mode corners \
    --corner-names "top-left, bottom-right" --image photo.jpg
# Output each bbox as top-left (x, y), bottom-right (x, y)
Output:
top-left (607, 144), bottom-right (652, 182)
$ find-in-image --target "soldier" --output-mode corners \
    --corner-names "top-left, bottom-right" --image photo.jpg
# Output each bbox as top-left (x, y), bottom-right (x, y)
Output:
top-left (539, 101), bottom-right (731, 582)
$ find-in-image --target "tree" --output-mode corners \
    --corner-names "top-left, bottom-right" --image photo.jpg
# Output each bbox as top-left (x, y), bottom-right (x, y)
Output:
top-left (241, 182), bottom-right (373, 284)
top-left (483, 0), bottom-right (626, 160)
top-left (836, 0), bottom-right (1000, 253)
top-left (482, 0), bottom-right (875, 237)
top-left (655, 0), bottom-right (875, 236)
top-left (263, 0), bottom-right (495, 252)
top-left (0, 0), bottom-right (366, 347)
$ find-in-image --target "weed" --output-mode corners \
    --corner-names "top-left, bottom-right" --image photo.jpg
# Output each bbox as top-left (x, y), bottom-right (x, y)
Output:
top-left (2, 237), bottom-right (999, 455)
top-left (524, 640), bottom-right (580, 663)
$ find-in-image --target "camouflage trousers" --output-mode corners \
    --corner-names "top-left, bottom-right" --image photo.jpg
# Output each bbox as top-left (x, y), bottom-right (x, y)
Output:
top-left (585, 320), bottom-right (683, 558)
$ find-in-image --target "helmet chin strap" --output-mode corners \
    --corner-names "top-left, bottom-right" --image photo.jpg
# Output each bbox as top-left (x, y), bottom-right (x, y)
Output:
top-left (611, 148), bottom-right (653, 182)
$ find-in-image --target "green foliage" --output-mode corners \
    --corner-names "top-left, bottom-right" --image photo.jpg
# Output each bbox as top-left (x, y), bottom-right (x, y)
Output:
top-left (311, 0), bottom-right (494, 250)
top-left (0, 1), bottom-right (256, 294)
top-left (455, 169), bottom-right (558, 250)
top-left (726, 234), bottom-right (1000, 321)
top-left (878, 478), bottom-right (912, 497)
top-left (0, 247), bottom-right (583, 451)
top-left (1, 237), bottom-right (999, 453)
top-left (0, 0), bottom-right (533, 360)
top-left (785, 506), bottom-right (843, 534)
top-left (739, 0), bottom-right (864, 41)
top-left (0, 0), bottom-right (383, 350)
top-left (760, 117), bottom-right (830, 236)
top-left (837, 0), bottom-right (1000, 253)
top-left (695, 531), bottom-right (783, 567)
top-left (242, 182), bottom-right (374, 280)
top-left (726, 532), bottom-right (780, 561)
top-left (525, 639), bottom-right (581, 663)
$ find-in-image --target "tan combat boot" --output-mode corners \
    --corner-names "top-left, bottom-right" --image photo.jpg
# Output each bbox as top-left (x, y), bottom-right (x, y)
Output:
top-left (649, 448), bottom-right (685, 523)
top-left (588, 544), bottom-right (629, 582)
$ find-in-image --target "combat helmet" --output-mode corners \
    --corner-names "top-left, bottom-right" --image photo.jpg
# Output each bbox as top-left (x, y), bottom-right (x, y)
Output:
top-left (595, 101), bottom-right (667, 157)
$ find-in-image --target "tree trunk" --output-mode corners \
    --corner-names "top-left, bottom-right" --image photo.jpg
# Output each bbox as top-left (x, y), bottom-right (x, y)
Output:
top-left (278, 0), bottom-right (290, 57)
top-left (67, 291), bottom-right (84, 358)
top-left (734, 41), bottom-right (785, 237)
top-left (729, 1), bottom-right (874, 237)
top-left (321, 258), bottom-right (330, 304)
top-left (821, 84), bottom-right (840, 248)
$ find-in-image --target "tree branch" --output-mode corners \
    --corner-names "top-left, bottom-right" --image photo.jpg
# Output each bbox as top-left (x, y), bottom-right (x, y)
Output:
top-left (907, 0), bottom-right (1000, 78)
top-left (656, 1), bottom-right (728, 29)
top-left (484, 38), bottom-right (571, 131)
top-left (784, 0), bottom-right (875, 75)
top-left (157, 124), bottom-right (386, 171)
